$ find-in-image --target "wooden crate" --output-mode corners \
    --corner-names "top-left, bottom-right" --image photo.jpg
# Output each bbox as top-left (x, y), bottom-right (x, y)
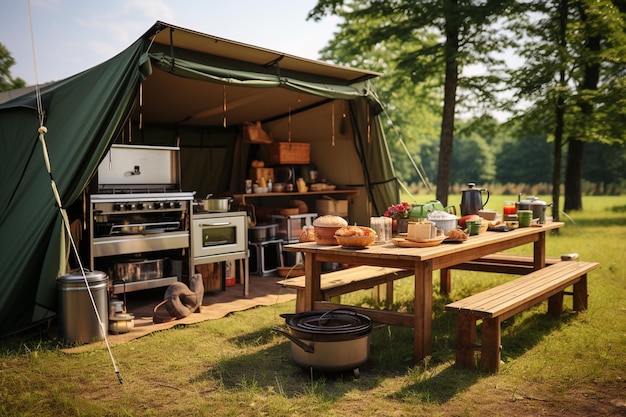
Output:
top-left (268, 142), bottom-right (310, 165)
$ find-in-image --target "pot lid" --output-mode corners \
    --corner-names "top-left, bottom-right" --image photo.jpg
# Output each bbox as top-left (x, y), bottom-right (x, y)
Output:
top-left (58, 269), bottom-right (108, 283)
top-left (461, 182), bottom-right (485, 192)
top-left (519, 196), bottom-right (547, 205)
top-left (282, 309), bottom-right (371, 335)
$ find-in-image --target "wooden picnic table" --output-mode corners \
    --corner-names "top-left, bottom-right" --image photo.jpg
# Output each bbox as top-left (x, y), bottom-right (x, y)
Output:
top-left (283, 222), bottom-right (564, 362)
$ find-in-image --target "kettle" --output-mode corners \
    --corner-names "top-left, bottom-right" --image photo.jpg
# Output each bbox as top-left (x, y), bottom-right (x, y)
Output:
top-left (460, 183), bottom-right (490, 216)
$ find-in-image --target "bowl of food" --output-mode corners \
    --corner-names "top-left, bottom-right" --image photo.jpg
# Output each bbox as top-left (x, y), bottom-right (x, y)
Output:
top-left (312, 215), bottom-right (348, 245)
top-left (334, 225), bottom-right (377, 248)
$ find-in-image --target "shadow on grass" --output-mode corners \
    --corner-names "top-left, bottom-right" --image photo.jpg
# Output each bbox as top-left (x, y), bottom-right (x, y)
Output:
top-left (190, 291), bottom-right (581, 404)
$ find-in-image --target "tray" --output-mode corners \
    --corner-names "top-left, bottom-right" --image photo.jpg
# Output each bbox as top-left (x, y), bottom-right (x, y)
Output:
top-left (391, 235), bottom-right (447, 248)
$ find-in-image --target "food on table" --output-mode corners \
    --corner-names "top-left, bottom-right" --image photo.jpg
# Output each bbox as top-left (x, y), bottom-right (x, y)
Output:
top-left (334, 225), bottom-right (377, 247)
top-left (312, 215), bottom-right (349, 245)
top-left (458, 214), bottom-right (480, 228)
top-left (299, 226), bottom-right (316, 243)
top-left (335, 225), bottom-right (376, 237)
top-left (446, 228), bottom-right (468, 241)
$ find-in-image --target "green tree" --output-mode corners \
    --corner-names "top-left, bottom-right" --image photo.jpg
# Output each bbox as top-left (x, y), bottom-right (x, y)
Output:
top-left (507, 0), bottom-right (626, 214)
top-left (312, 3), bottom-right (442, 194)
top-left (309, 0), bottom-right (519, 206)
top-left (0, 43), bottom-right (26, 91)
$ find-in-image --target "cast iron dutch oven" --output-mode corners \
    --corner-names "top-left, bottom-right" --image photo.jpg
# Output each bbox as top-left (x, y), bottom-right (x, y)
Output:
top-left (273, 309), bottom-right (372, 374)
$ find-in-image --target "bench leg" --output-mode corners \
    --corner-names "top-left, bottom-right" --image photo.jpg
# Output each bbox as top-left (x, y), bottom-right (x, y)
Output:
top-left (480, 318), bottom-right (501, 373)
top-left (573, 274), bottom-right (588, 311)
top-left (295, 289), bottom-right (305, 313)
top-left (455, 314), bottom-right (477, 369)
top-left (440, 268), bottom-right (452, 295)
top-left (548, 292), bottom-right (564, 316)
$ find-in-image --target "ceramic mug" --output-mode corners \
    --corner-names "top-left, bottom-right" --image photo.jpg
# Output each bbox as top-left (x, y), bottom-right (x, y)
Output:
top-left (517, 210), bottom-right (533, 227)
top-left (466, 220), bottom-right (482, 236)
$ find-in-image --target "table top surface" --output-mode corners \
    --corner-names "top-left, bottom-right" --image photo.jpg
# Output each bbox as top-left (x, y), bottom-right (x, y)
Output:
top-left (284, 222), bottom-right (564, 263)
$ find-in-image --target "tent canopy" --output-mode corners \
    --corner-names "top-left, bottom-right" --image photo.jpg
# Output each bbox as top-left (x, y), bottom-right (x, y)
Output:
top-left (0, 21), bottom-right (399, 337)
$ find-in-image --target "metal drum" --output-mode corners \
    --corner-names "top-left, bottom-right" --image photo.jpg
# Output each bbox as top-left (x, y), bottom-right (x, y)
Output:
top-left (57, 270), bottom-right (109, 344)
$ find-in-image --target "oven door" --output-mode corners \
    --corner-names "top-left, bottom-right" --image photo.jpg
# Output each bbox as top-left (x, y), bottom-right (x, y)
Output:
top-left (192, 214), bottom-right (246, 257)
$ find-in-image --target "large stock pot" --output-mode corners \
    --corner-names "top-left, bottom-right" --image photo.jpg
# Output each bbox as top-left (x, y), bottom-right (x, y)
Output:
top-left (273, 309), bottom-right (372, 376)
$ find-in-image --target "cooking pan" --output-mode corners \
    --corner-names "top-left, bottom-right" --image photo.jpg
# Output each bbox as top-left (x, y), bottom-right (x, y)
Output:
top-left (195, 194), bottom-right (232, 212)
top-left (273, 309), bottom-right (372, 374)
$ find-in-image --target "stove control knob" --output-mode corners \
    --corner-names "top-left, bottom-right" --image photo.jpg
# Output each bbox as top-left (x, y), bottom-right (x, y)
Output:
top-left (136, 203), bottom-right (144, 210)
top-left (113, 203), bottom-right (122, 211)
top-left (164, 201), bottom-right (172, 209)
top-left (174, 201), bottom-right (181, 209)
top-left (154, 202), bottom-right (161, 209)
top-left (125, 203), bottom-right (133, 211)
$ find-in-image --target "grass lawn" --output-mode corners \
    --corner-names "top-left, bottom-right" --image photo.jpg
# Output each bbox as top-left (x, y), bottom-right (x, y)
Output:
top-left (1, 196), bottom-right (625, 416)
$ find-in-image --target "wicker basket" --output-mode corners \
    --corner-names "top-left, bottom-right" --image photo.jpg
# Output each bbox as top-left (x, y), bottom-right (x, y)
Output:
top-left (268, 142), bottom-right (310, 165)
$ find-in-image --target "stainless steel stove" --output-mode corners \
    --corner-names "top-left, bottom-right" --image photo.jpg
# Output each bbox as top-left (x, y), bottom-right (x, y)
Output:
top-left (89, 144), bottom-right (194, 294)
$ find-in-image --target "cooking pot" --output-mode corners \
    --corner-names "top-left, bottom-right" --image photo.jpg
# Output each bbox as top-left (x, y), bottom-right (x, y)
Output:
top-left (516, 195), bottom-right (552, 224)
top-left (273, 309), bottom-right (372, 374)
top-left (249, 223), bottom-right (278, 242)
top-left (195, 194), bottom-right (232, 212)
top-left (460, 183), bottom-right (490, 216)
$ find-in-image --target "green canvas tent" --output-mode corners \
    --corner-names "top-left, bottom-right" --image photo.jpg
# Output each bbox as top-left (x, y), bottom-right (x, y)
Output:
top-left (0, 21), bottom-right (399, 337)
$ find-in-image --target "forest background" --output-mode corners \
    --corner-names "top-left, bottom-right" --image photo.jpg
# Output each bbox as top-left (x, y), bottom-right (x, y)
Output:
top-left (2, 1), bottom-right (625, 206)
top-left (309, 0), bottom-right (626, 210)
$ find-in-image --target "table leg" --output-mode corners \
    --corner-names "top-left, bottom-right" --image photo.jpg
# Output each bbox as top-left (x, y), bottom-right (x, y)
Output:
top-left (533, 231), bottom-right (546, 270)
top-left (413, 260), bottom-right (433, 362)
top-left (303, 252), bottom-right (322, 312)
top-left (440, 268), bottom-right (451, 295)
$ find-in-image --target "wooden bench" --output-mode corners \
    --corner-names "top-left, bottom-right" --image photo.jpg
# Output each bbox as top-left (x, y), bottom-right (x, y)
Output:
top-left (277, 266), bottom-right (413, 312)
top-left (439, 253), bottom-right (565, 294)
top-left (445, 260), bottom-right (599, 373)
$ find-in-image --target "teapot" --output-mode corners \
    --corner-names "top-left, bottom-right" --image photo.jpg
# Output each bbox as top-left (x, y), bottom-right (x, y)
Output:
top-left (460, 183), bottom-right (490, 216)
top-left (409, 200), bottom-right (455, 221)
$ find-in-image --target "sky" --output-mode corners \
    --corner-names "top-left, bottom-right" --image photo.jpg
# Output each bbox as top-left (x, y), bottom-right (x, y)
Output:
top-left (1, 0), bottom-right (341, 86)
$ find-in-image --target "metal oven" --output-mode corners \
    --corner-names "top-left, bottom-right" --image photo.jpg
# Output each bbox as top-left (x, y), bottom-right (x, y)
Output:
top-left (191, 213), bottom-right (246, 258)
top-left (190, 211), bottom-right (249, 296)
top-left (89, 144), bottom-right (194, 294)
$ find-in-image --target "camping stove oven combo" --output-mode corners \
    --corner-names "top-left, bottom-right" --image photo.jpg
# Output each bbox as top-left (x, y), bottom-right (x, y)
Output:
top-left (89, 144), bottom-right (194, 294)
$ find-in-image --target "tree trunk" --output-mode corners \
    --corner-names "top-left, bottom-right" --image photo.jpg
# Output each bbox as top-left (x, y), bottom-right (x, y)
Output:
top-left (552, 0), bottom-right (569, 224)
top-left (436, 0), bottom-right (460, 207)
top-left (564, 4), bottom-right (600, 211)
top-left (564, 138), bottom-right (584, 210)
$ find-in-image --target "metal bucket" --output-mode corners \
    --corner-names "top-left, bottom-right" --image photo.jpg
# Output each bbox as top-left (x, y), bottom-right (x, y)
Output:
top-left (57, 270), bottom-right (109, 344)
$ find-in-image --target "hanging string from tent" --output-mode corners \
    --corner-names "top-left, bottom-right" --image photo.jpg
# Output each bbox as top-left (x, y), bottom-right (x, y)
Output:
top-left (27, 0), bottom-right (124, 385)
top-left (331, 101), bottom-right (335, 147)
top-left (223, 85), bottom-right (227, 127)
top-left (138, 82), bottom-right (143, 132)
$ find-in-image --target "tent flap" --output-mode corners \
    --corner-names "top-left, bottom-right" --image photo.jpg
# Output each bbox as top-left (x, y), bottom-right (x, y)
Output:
top-left (0, 21), bottom-right (399, 337)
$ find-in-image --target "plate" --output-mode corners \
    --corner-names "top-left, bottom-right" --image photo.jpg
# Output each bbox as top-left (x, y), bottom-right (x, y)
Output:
top-left (405, 236), bottom-right (447, 243)
top-left (487, 226), bottom-right (514, 232)
top-left (391, 235), bottom-right (447, 248)
top-left (443, 238), bottom-right (466, 244)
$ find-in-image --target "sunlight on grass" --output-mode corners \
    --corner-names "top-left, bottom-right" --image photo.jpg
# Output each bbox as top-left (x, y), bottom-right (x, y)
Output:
top-left (0, 195), bottom-right (624, 416)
